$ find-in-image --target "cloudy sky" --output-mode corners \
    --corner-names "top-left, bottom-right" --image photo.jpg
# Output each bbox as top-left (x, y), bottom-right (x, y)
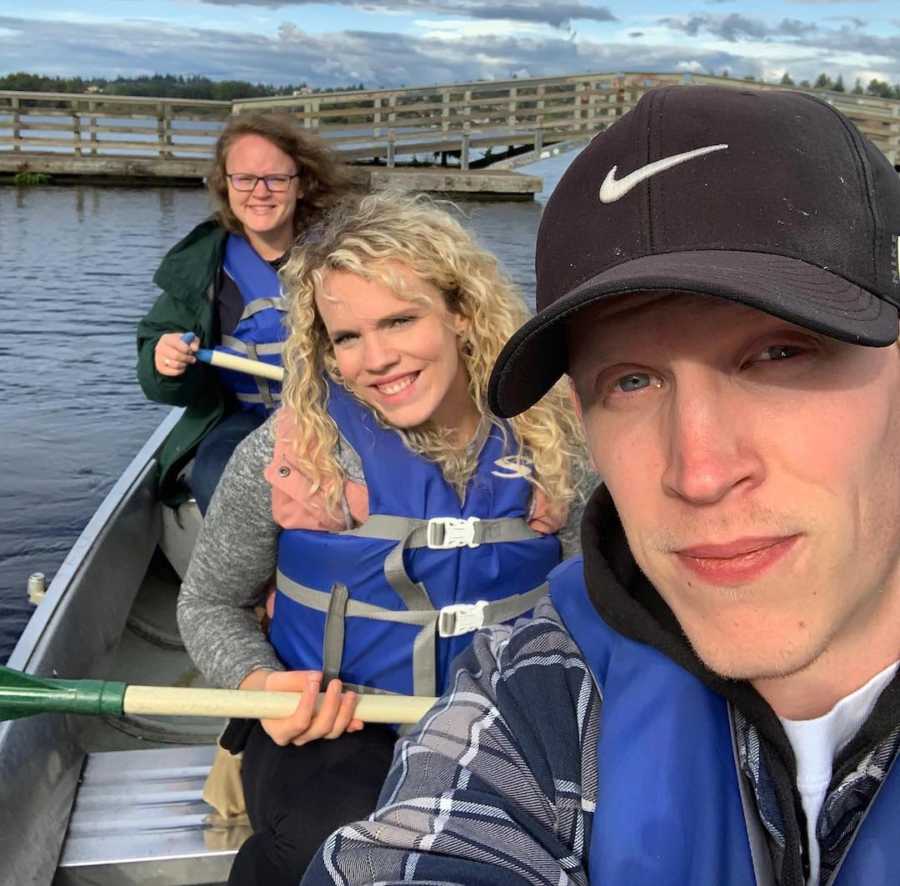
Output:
top-left (2, 1), bottom-right (898, 90)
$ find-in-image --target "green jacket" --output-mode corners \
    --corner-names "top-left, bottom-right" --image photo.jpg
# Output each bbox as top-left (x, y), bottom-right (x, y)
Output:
top-left (136, 219), bottom-right (229, 501)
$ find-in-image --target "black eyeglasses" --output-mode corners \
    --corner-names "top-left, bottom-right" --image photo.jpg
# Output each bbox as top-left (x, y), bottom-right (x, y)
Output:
top-left (226, 173), bottom-right (299, 193)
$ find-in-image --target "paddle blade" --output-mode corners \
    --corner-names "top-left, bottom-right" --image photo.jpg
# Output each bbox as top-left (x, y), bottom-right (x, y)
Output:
top-left (0, 666), bottom-right (126, 722)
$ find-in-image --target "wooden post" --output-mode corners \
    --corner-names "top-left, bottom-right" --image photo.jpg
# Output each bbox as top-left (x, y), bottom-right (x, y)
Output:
top-left (72, 104), bottom-right (82, 158)
top-left (587, 79), bottom-right (598, 131)
top-left (441, 90), bottom-right (450, 133)
top-left (508, 86), bottom-right (517, 128)
top-left (387, 130), bottom-right (395, 168)
top-left (536, 84), bottom-right (545, 133)
top-left (374, 96), bottom-right (382, 131)
top-left (11, 97), bottom-right (20, 153)
top-left (460, 132), bottom-right (470, 170)
top-left (463, 89), bottom-right (472, 133)
top-left (388, 94), bottom-right (397, 126)
top-left (534, 127), bottom-right (543, 153)
top-left (158, 102), bottom-right (173, 159)
top-left (575, 81), bottom-right (586, 130)
top-left (88, 100), bottom-right (98, 155)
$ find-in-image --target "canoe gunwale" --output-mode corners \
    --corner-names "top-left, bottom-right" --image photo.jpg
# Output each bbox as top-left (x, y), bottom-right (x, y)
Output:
top-left (0, 408), bottom-right (183, 886)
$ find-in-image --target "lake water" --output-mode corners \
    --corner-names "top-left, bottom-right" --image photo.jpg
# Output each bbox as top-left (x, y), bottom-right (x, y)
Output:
top-left (0, 150), bottom-right (576, 663)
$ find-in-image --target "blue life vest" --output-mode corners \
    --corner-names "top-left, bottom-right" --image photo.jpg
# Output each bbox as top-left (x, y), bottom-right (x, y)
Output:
top-left (214, 234), bottom-right (287, 417)
top-left (270, 380), bottom-right (562, 697)
top-left (549, 558), bottom-right (900, 885)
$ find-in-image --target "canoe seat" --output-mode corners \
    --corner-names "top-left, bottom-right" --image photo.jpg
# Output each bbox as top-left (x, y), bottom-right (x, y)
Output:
top-left (159, 498), bottom-right (203, 580)
top-left (55, 744), bottom-right (250, 886)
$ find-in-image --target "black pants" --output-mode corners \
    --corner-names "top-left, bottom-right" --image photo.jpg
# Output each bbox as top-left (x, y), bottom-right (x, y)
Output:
top-left (226, 721), bottom-right (398, 886)
top-left (191, 410), bottom-right (265, 515)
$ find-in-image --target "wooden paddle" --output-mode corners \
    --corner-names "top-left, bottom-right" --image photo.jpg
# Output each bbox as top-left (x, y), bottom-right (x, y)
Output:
top-left (181, 331), bottom-right (285, 382)
top-left (0, 666), bottom-right (436, 724)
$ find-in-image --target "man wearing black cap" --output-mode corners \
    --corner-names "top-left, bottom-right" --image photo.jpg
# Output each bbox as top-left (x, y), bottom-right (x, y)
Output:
top-left (302, 86), bottom-right (900, 886)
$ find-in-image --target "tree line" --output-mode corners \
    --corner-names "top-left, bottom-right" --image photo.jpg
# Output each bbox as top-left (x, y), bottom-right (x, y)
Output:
top-left (777, 72), bottom-right (900, 100)
top-left (2, 69), bottom-right (899, 102)
top-left (0, 72), bottom-right (366, 100)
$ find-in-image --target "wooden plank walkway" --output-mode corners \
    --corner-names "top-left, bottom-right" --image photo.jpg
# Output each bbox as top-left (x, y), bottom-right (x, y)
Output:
top-left (0, 152), bottom-right (542, 197)
top-left (1, 72), bottom-right (897, 195)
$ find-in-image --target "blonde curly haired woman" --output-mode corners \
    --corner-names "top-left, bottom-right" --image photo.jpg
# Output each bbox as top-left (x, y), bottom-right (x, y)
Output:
top-left (177, 191), bottom-right (592, 884)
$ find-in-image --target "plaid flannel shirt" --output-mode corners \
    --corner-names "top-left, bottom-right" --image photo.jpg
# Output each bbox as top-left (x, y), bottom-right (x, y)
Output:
top-left (301, 596), bottom-right (898, 886)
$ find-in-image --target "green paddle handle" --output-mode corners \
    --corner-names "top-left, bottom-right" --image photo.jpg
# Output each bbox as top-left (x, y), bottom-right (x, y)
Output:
top-left (3, 676), bottom-right (125, 721)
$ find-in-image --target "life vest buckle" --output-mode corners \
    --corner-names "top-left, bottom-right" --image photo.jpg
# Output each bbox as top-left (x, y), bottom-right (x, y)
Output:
top-left (426, 516), bottom-right (481, 550)
top-left (438, 600), bottom-right (489, 637)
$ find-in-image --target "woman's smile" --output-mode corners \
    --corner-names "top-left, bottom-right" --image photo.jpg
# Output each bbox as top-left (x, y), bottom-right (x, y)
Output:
top-left (316, 264), bottom-right (479, 438)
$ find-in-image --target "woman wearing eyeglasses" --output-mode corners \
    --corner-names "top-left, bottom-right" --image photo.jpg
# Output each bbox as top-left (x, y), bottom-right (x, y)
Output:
top-left (136, 113), bottom-right (352, 512)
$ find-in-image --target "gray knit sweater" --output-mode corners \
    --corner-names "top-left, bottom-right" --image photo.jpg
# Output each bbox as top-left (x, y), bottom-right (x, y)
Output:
top-left (177, 416), bottom-right (591, 689)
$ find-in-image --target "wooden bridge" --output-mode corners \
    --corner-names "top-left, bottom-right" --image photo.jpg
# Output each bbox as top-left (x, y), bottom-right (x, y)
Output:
top-left (1, 71), bottom-right (898, 196)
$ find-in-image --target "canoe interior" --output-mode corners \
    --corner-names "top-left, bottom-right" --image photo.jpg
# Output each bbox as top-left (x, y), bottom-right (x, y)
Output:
top-left (0, 410), bottom-right (248, 886)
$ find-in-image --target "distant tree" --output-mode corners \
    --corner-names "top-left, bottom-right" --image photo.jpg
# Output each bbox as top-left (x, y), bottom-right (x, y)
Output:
top-left (780, 72), bottom-right (795, 86)
top-left (720, 69), bottom-right (730, 78)
top-left (852, 78), bottom-right (864, 95)
top-left (799, 79), bottom-right (811, 88)
top-left (814, 73), bottom-right (833, 90)
top-left (833, 74), bottom-right (845, 93)
top-left (0, 71), bottom-right (353, 99)
top-left (866, 78), bottom-right (895, 99)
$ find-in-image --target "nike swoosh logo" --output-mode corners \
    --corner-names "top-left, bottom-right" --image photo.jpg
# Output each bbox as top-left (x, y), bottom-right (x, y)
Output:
top-left (598, 144), bottom-right (729, 204)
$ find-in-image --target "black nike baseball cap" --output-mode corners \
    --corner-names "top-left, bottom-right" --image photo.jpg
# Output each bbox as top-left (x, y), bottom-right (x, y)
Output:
top-left (489, 85), bottom-right (900, 418)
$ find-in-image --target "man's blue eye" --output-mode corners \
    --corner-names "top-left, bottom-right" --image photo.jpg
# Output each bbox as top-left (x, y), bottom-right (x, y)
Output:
top-left (758, 345), bottom-right (801, 361)
top-left (616, 373), bottom-right (652, 392)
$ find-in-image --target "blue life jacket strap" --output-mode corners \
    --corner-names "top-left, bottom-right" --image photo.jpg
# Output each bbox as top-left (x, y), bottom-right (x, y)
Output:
top-left (276, 569), bottom-right (548, 696)
top-left (345, 514), bottom-right (541, 615)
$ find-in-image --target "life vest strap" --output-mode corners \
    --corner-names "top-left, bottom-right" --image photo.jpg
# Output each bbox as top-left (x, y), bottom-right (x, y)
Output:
top-left (344, 514), bottom-right (541, 616)
top-left (323, 582), bottom-right (349, 686)
top-left (343, 514), bottom-right (540, 547)
top-left (218, 336), bottom-right (282, 409)
top-left (220, 335), bottom-right (284, 357)
top-left (240, 296), bottom-right (287, 320)
top-left (276, 570), bottom-right (548, 697)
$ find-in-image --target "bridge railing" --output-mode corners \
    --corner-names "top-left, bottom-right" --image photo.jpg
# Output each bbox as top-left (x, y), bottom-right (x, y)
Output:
top-left (1, 72), bottom-right (897, 169)
top-left (0, 93), bottom-right (231, 160)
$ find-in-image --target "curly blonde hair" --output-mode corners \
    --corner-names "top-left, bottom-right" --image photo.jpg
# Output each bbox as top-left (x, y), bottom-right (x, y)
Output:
top-left (279, 191), bottom-right (585, 514)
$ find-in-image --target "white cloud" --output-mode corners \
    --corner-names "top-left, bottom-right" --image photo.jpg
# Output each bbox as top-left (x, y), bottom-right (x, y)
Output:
top-left (0, 7), bottom-right (896, 91)
top-left (415, 17), bottom-right (547, 40)
top-left (676, 60), bottom-right (706, 72)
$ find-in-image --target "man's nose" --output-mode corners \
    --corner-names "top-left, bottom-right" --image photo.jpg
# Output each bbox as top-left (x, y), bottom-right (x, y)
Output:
top-left (661, 378), bottom-right (763, 506)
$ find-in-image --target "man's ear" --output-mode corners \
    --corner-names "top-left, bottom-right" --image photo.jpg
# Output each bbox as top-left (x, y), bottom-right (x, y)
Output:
top-left (568, 377), bottom-right (584, 422)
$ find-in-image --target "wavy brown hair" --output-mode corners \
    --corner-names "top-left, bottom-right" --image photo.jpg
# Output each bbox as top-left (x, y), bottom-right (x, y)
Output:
top-left (207, 112), bottom-right (353, 236)
top-left (280, 191), bottom-right (586, 514)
